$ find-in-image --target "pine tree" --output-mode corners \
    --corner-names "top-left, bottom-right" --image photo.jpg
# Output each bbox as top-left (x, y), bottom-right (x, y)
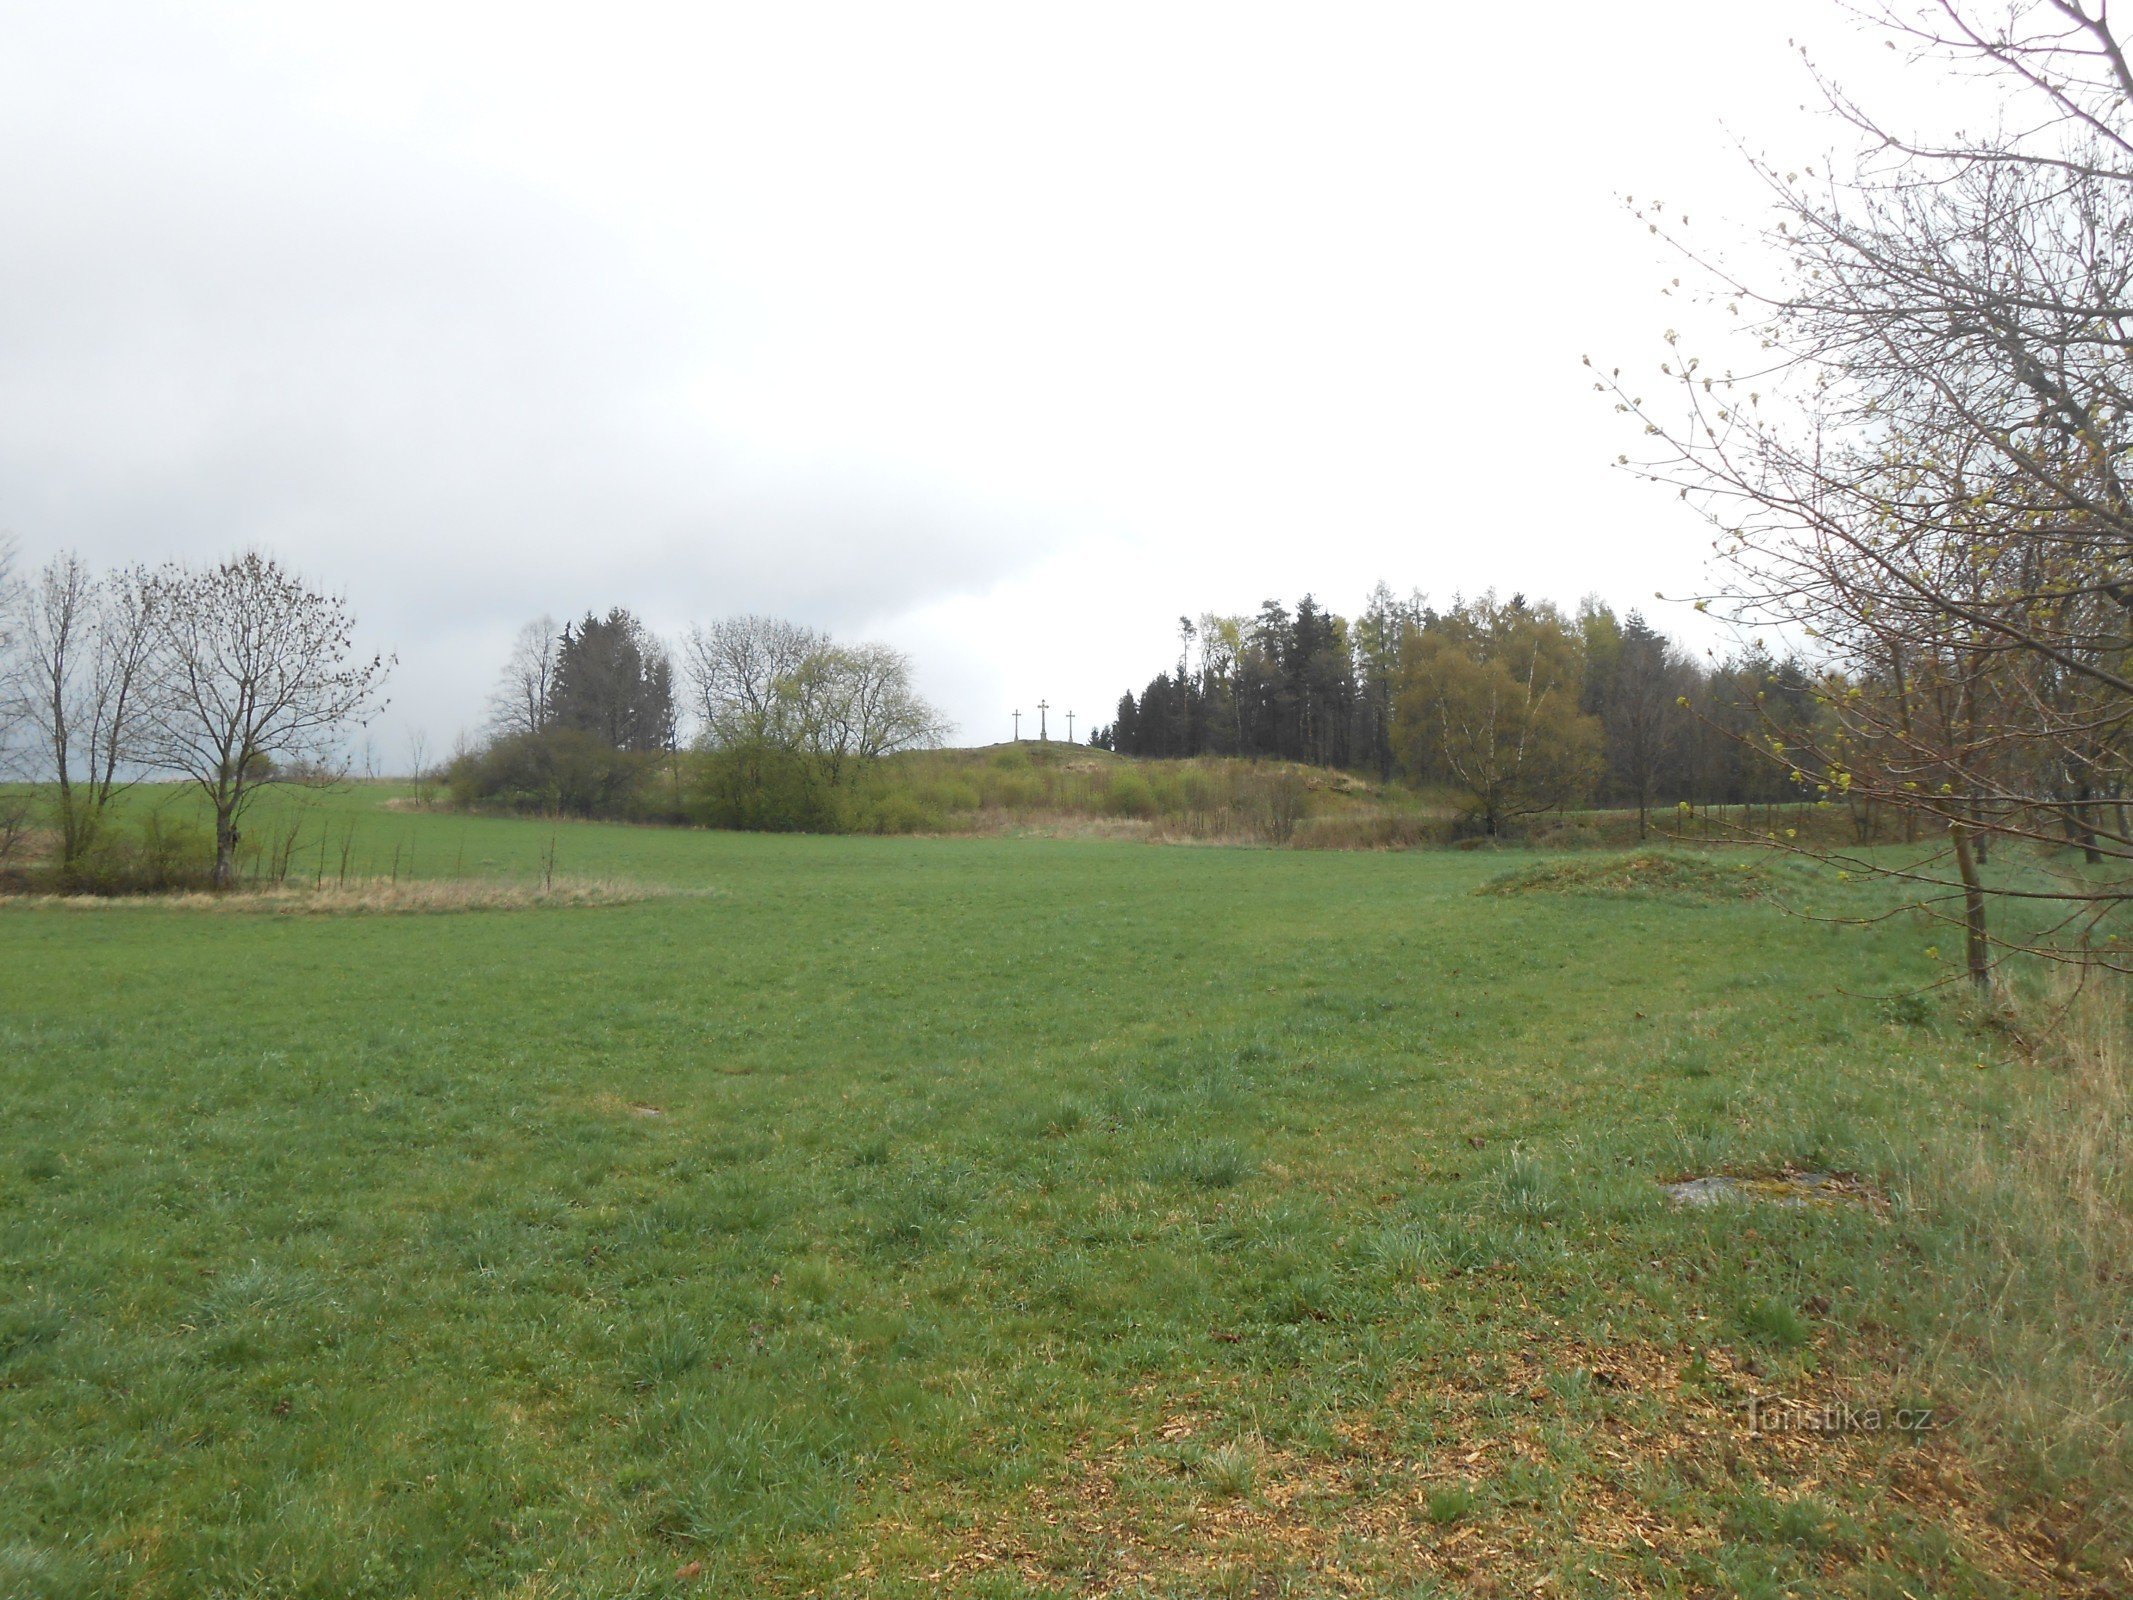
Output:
top-left (546, 609), bottom-right (675, 753)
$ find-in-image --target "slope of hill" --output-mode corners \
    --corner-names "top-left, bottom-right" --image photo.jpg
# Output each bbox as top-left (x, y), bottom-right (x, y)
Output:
top-left (863, 742), bottom-right (1447, 846)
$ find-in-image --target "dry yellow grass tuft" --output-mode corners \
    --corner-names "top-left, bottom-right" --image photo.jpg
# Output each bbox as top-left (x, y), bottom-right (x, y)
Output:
top-left (0, 875), bottom-right (672, 915)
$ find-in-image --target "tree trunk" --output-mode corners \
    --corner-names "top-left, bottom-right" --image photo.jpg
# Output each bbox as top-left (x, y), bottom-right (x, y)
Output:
top-left (213, 808), bottom-right (238, 890)
top-left (1948, 821), bottom-right (1991, 996)
top-left (57, 786), bottom-right (89, 869)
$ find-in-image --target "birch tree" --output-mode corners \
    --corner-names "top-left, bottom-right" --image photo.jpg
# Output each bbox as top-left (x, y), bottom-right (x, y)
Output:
top-left (1392, 597), bottom-right (1602, 836)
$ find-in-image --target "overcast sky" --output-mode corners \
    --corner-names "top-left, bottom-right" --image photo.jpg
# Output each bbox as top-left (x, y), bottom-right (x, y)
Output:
top-left (0, 1), bottom-right (1912, 757)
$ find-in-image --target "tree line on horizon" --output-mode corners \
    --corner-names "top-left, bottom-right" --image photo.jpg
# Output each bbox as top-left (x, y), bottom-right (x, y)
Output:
top-left (440, 587), bottom-right (1841, 843)
top-left (1, 536), bottom-right (1829, 863)
top-left (448, 609), bottom-right (951, 829)
top-left (1092, 585), bottom-right (1815, 836)
top-left (445, 587), bottom-right (1816, 841)
top-left (0, 542), bottom-right (965, 878)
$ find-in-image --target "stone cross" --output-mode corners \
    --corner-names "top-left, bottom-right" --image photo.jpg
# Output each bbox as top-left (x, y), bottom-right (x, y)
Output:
top-left (1066, 709), bottom-right (1076, 744)
top-left (1037, 699), bottom-right (1050, 741)
top-left (1012, 708), bottom-right (1021, 741)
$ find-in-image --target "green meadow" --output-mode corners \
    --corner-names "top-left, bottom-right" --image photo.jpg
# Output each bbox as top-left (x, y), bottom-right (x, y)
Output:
top-left (2, 787), bottom-right (2126, 1597)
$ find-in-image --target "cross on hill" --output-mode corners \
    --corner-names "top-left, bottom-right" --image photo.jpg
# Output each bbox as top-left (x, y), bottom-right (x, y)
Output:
top-left (1037, 699), bottom-right (1049, 741)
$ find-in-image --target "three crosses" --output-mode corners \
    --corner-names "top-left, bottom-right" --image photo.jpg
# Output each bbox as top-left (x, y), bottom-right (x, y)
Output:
top-left (1012, 702), bottom-right (1072, 743)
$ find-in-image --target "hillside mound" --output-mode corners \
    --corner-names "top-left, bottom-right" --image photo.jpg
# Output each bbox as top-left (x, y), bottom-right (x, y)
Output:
top-left (1478, 849), bottom-right (1770, 903)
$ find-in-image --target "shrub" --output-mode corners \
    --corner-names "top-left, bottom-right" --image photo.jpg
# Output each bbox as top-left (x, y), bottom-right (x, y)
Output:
top-left (1254, 770), bottom-right (1309, 843)
top-left (1102, 771), bottom-right (1157, 819)
top-left (917, 779), bottom-right (981, 814)
top-left (687, 741), bottom-right (840, 832)
top-left (850, 791), bottom-right (935, 835)
top-left (980, 771), bottom-right (1043, 811)
top-left (56, 812), bottom-right (214, 895)
top-left (0, 789), bottom-right (35, 867)
top-left (448, 730), bottom-right (661, 820)
top-left (1289, 812), bottom-right (1448, 850)
top-left (1177, 768), bottom-right (1216, 812)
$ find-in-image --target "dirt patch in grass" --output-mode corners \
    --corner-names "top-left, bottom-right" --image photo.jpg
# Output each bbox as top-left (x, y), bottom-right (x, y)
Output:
top-left (1663, 1168), bottom-right (1888, 1211)
top-left (1388, 1338), bottom-right (2086, 1597)
top-left (0, 875), bottom-right (674, 915)
top-left (904, 1336), bottom-right (2092, 1597)
top-left (1478, 849), bottom-right (1772, 903)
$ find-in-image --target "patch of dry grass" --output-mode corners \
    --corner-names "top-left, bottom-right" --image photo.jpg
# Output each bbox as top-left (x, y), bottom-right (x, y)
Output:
top-left (1906, 972), bottom-right (2133, 1565)
top-left (1288, 811), bottom-right (1450, 850)
top-left (1478, 848), bottom-right (1772, 903)
top-left (0, 820), bottom-right (56, 868)
top-left (0, 874), bottom-right (673, 915)
top-left (898, 1336), bottom-right (2082, 1598)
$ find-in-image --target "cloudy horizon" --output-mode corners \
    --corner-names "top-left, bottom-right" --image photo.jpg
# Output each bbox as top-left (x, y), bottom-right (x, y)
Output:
top-left (0, 1), bottom-right (1906, 760)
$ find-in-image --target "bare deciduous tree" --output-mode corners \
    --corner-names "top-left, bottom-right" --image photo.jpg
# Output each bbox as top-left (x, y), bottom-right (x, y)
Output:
top-left (487, 615), bottom-right (558, 739)
top-left (0, 536), bottom-right (30, 863)
top-left (140, 552), bottom-right (390, 888)
top-left (0, 535), bottom-right (19, 754)
top-left (1602, 0), bottom-right (2133, 984)
top-left (682, 614), bottom-right (823, 747)
top-left (2, 551), bottom-right (158, 867)
top-left (406, 727), bottom-right (434, 805)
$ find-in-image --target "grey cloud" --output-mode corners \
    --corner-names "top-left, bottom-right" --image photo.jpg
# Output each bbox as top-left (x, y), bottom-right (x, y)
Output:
top-left (0, 6), bottom-right (1062, 748)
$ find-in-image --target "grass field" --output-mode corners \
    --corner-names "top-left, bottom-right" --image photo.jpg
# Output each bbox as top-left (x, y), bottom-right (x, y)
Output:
top-left (2, 786), bottom-right (2126, 1596)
